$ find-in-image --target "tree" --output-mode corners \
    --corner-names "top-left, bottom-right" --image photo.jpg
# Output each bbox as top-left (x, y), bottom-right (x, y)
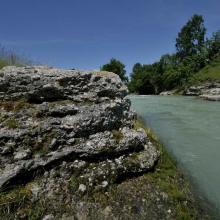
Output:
top-left (176, 14), bottom-right (206, 60)
top-left (101, 58), bottom-right (128, 82)
top-left (128, 63), bottom-right (156, 94)
top-left (150, 54), bottom-right (179, 92)
top-left (207, 30), bottom-right (220, 59)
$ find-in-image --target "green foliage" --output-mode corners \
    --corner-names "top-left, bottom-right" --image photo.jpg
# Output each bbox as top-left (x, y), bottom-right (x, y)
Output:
top-left (129, 54), bottom-right (184, 93)
top-left (101, 58), bottom-right (128, 82)
top-left (176, 14), bottom-right (206, 60)
top-left (129, 14), bottom-right (219, 94)
top-left (4, 118), bottom-right (19, 129)
top-left (207, 30), bottom-right (220, 60)
top-left (189, 55), bottom-right (220, 84)
top-left (69, 176), bottom-right (80, 191)
top-left (128, 63), bottom-right (156, 94)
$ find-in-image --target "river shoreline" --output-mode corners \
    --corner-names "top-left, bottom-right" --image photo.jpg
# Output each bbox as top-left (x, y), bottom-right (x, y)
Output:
top-left (136, 118), bottom-right (215, 219)
top-left (0, 119), bottom-right (210, 219)
top-left (159, 82), bottom-right (220, 101)
top-left (130, 95), bottom-right (220, 219)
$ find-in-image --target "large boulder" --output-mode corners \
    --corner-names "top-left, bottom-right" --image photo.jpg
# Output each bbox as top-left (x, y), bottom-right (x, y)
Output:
top-left (0, 66), bottom-right (159, 193)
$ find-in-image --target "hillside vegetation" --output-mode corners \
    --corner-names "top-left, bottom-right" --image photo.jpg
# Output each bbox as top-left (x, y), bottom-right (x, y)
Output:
top-left (189, 56), bottom-right (220, 85)
top-left (127, 15), bottom-right (220, 94)
top-left (101, 15), bottom-right (220, 94)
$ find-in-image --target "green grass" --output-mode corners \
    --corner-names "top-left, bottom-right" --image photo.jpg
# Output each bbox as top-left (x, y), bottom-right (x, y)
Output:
top-left (0, 184), bottom-right (46, 220)
top-left (0, 59), bottom-right (10, 69)
top-left (4, 118), bottom-right (19, 129)
top-left (189, 56), bottom-right (220, 85)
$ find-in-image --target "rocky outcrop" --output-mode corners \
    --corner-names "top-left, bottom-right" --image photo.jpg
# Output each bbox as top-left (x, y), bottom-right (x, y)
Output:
top-left (0, 66), bottom-right (159, 195)
top-left (185, 82), bottom-right (220, 101)
top-left (200, 87), bottom-right (220, 101)
top-left (159, 90), bottom-right (176, 96)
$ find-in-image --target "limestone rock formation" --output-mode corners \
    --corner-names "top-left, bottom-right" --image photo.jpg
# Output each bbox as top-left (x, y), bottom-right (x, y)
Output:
top-left (185, 82), bottom-right (220, 101)
top-left (0, 66), bottom-right (160, 218)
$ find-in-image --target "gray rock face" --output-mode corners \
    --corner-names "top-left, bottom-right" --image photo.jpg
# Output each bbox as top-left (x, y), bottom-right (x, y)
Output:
top-left (0, 66), bottom-right (127, 102)
top-left (0, 66), bottom-right (159, 195)
top-left (185, 82), bottom-right (220, 101)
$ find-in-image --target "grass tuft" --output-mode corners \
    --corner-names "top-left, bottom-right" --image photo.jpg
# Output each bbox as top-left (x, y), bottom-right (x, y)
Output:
top-left (112, 130), bottom-right (123, 143)
top-left (4, 118), bottom-right (19, 129)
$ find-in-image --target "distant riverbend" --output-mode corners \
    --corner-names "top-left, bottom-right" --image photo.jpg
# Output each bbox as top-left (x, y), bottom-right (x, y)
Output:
top-left (130, 95), bottom-right (220, 217)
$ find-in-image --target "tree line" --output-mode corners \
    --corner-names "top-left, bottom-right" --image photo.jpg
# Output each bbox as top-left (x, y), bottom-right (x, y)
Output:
top-left (101, 14), bottom-right (220, 94)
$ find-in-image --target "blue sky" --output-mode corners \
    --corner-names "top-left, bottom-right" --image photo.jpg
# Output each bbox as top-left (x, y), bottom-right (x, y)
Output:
top-left (0, 0), bottom-right (219, 73)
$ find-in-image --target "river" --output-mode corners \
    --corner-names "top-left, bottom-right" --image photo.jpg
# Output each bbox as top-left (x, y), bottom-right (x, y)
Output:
top-left (130, 95), bottom-right (220, 217)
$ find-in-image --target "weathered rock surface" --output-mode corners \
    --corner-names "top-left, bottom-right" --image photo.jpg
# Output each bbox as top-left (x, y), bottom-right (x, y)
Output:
top-left (185, 82), bottom-right (220, 101)
top-left (0, 66), bottom-right (159, 193)
top-left (0, 66), bottom-right (127, 102)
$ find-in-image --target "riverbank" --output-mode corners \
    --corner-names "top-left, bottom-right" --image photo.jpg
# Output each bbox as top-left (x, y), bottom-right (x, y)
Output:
top-left (158, 83), bottom-right (220, 101)
top-left (133, 119), bottom-right (211, 219)
top-left (184, 82), bottom-right (220, 101)
top-left (0, 119), bottom-right (211, 220)
top-left (130, 95), bottom-right (220, 219)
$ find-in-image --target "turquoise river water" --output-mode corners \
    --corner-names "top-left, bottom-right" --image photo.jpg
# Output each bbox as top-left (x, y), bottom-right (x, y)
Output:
top-left (130, 95), bottom-right (220, 217)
